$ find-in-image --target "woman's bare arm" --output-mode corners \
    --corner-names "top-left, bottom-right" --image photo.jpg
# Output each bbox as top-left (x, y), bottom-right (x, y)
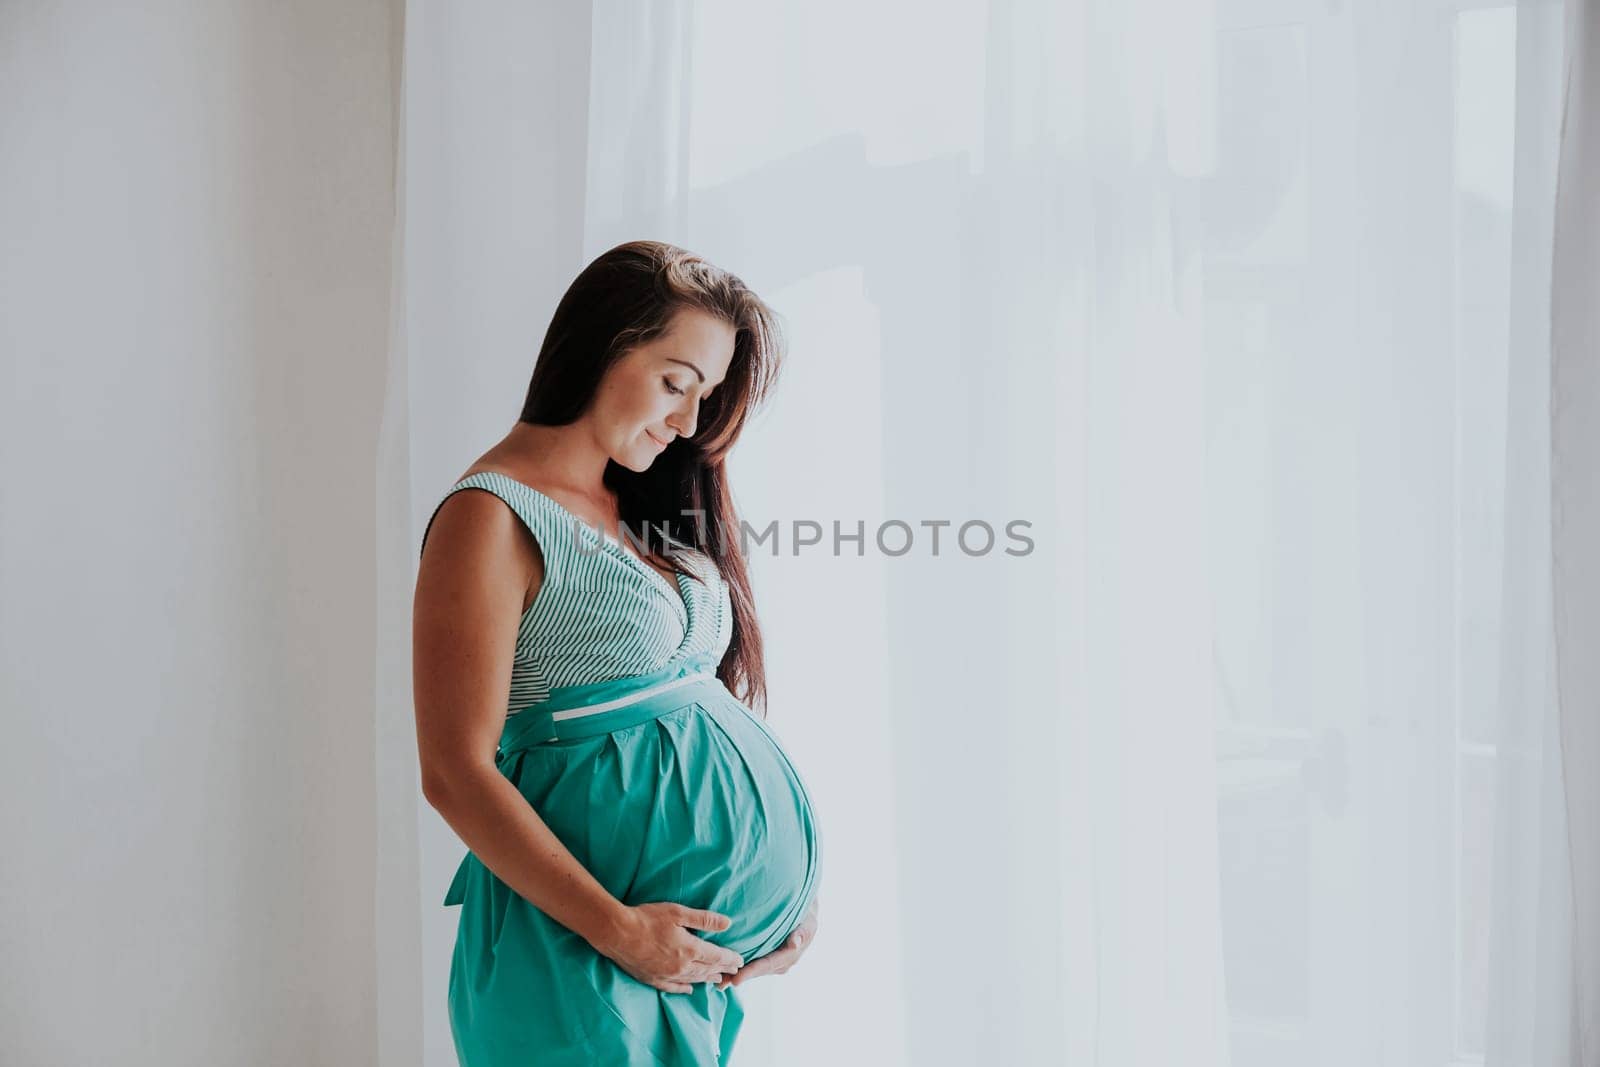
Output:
top-left (413, 490), bottom-right (744, 992)
top-left (414, 490), bottom-right (624, 944)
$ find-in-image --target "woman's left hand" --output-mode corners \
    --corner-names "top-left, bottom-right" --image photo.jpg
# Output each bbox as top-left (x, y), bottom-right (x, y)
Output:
top-left (715, 898), bottom-right (819, 991)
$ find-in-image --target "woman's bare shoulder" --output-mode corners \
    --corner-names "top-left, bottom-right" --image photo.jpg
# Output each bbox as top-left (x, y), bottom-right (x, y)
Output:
top-left (421, 480), bottom-right (543, 577)
top-left (417, 488), bottom-right (546, 627)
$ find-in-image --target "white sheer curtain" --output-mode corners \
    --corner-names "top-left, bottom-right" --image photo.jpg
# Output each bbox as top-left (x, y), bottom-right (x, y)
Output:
top-left (378, 2), bottom-right (1598, 1066)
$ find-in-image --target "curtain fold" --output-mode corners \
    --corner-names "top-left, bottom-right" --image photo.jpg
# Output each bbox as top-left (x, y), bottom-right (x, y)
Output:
top-left (376, 1), bottom-right (422, 1062)
top-left (1550, 0), bottom-right (1600, 1060)
top-left (1485, 3), bottom-right (1573, 1064)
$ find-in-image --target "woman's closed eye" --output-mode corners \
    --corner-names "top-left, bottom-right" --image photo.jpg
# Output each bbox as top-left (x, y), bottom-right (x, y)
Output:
top-left (664, 377), bottom-right (715, 402)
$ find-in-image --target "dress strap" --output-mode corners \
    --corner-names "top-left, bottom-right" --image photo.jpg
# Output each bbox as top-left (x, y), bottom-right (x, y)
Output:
top-left (419, 472), bottom-right (562, 584)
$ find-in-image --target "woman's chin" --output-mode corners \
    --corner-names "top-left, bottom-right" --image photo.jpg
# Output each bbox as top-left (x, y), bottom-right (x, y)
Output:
top-left (614, 449), bottom-right (656, 473)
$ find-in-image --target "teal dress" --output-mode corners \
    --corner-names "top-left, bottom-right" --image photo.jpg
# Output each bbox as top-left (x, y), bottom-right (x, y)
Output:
top-left (421, 472), bottom-right (823, 1066)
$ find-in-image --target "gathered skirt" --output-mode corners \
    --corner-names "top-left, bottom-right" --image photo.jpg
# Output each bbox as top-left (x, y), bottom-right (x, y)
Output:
top-left (443, 652), bottom-right (823, 1066)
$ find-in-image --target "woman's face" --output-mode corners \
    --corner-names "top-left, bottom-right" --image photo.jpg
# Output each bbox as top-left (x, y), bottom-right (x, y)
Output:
top-left (591, 308), bottom-right (736, 472)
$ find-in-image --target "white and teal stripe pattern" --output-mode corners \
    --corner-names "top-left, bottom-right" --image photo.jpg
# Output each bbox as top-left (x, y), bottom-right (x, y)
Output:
top-left (421, 471), bottom-right (734, 715)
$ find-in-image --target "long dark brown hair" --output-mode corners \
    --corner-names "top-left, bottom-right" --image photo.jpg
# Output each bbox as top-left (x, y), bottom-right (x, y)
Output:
top-left (519, 240), bottom-right (786, 714)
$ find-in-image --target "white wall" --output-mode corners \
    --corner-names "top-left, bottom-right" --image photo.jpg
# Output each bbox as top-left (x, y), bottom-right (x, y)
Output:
top-left (0, 3), bottom-right (398, 1063)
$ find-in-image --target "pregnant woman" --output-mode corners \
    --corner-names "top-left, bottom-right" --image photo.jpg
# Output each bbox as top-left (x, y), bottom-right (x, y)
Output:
top-left (412, 241), bottom-right (823, 1065)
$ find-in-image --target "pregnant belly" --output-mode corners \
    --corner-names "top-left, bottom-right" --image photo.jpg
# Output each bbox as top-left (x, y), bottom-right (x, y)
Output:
top-left (511, 694), bottom-right (822, 964)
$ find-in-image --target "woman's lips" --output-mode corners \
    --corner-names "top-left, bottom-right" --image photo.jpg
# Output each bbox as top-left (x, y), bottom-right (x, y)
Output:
top-left (647, 430), bottom-right (670, 448)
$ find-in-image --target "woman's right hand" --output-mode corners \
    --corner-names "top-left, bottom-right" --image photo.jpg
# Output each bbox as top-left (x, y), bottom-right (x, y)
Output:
top-left (592, 902), bottom-right (746, 994)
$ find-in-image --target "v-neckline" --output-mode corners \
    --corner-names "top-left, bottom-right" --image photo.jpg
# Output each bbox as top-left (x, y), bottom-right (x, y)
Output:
top-left (460, 469), bottom-right (693, 622)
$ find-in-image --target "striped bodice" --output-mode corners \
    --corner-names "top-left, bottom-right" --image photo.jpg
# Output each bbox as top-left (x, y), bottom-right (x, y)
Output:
top-left (420, 470), bottom-right (734, 715)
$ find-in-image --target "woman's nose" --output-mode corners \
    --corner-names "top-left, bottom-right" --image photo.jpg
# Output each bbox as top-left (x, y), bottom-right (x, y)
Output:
top-left (667, 403), bottom-right (697, 438)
